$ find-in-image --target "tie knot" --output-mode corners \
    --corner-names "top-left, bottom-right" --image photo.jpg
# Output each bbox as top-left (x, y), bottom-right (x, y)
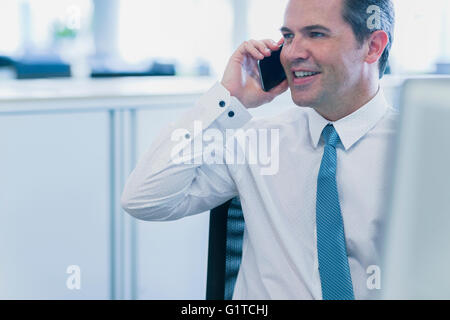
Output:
top-left (321, 124), bottom-right (340, 147)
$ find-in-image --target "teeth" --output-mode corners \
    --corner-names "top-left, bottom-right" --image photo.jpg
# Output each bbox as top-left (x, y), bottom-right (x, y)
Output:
top-left (294, 71), bottom-right (319, 78)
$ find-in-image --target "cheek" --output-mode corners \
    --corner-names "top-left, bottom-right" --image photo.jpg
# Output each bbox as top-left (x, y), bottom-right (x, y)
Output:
top-left (309, 45), bottom-right (339, 71)
top-left (340, 52), bottom-right (364, 81)
top-left (280, 51), bottom-right (289, 70)
top-left (339, 42), bottom-right (365, 69)
top-left (322, 49), bottom-right (358, 80)
top-left (316, 40), bottom-right (356, 67)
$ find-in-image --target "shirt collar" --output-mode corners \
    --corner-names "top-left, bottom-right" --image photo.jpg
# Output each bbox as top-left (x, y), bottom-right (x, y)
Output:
top-left (306, 88), bottom-right (389, 151)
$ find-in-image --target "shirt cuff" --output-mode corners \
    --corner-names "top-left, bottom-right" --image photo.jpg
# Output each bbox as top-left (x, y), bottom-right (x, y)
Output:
top-left (197, 81), bottom-right (252, 131)
top-left (168, 81), bottom-right (253, 151)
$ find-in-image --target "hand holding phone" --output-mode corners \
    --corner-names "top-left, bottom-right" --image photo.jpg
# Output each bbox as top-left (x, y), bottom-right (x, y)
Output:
top-left (221, 39), bottom-right (288, 108)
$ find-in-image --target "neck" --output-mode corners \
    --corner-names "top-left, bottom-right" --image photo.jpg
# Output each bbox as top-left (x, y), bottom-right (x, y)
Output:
top-left (314, 79), bottom-right (380, 122)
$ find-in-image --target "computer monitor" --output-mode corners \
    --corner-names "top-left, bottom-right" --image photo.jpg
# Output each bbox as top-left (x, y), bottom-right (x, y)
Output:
top-left (381, 77), bottom-right (450, 299)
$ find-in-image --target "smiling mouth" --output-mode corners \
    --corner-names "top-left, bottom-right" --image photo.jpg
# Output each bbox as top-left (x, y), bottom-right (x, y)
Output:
top-left (293, 71), bottom-right (321, 79)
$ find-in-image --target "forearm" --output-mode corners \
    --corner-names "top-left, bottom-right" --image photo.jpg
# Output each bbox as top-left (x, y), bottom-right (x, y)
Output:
top-left (121, 82), bottom-right (252, 221)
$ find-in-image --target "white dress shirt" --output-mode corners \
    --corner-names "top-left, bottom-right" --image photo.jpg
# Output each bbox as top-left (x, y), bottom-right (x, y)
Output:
top-left (121, 82), bottom-right (399, 299)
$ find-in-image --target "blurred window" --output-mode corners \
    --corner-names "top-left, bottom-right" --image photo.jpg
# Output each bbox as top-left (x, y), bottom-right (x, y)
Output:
top-left (26, 0), bottom-right (93, 52)
top-left (0, 0), bottom-right (22, 55)
top-left (117, 0), bottom-right (233, 76)
top-left (247, 0), bottom-right (289, 42)
top-left (2, 0), bottom-right (449, 76)
top-left (391, 0), bottom-right (450, 74)
top-left (0, 0), bottom-right (93, 55)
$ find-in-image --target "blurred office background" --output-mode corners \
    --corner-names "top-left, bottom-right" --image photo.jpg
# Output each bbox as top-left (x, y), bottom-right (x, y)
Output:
top-left (0, 0), bottom-right (449, 299)
top-left (1, 0), bottom-right (450, 78)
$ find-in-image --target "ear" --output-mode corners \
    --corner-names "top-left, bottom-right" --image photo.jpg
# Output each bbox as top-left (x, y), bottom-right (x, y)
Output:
top-left (364, 30), bottom-right (389, 65)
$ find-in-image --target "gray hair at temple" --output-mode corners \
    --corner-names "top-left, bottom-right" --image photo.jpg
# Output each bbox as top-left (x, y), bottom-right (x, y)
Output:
top-left (342, 0), bottom-right (395, 79)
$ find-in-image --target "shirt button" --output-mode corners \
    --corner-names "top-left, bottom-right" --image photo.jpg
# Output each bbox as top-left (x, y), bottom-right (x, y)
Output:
top-left (185, 133), bottom-right (191, 139)
top-left (219, 100), bottom-right (226, 108)
top-left (228, 111), bottom-right (235, 117)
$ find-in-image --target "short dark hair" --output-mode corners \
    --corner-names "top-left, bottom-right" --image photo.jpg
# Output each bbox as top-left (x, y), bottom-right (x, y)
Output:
top-left (342, 0), bottom-right (395, 78)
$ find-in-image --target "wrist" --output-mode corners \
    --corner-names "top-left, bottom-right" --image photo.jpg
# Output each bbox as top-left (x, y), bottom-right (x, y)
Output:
top-left (219, 81), bottom-right (245, 107)
top-left (220, 80), bottom-right (233, 96)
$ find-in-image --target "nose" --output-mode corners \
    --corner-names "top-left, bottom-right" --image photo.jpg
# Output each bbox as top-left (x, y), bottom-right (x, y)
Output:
top-left (281, 36), bottom-right (310, 64)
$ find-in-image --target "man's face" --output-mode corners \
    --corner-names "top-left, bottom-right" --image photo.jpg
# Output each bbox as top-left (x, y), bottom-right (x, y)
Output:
top-left (280, 0), bottom-right (366, 109)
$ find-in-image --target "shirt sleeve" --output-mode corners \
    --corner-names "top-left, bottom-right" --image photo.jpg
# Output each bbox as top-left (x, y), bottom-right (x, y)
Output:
top-left (121, 81), bottom-right (252, 221)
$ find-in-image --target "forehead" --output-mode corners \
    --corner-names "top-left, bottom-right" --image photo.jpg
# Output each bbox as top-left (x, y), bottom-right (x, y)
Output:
top-left (283, 0), bottom-right (346, 28)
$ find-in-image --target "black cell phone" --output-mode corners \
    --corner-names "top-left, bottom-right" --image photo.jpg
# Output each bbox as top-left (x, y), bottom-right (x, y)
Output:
top-left (257, 45), bottom-right (286, 92)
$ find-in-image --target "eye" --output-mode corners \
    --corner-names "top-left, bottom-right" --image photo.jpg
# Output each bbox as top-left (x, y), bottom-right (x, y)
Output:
top-left (282, 33), bottom-right (294, 40)
top-left (310, 32), bottom-right (326, 38)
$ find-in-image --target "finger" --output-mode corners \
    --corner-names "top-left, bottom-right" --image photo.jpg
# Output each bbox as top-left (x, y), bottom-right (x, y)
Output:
top-left (262, 39), bottom-right (281, 51)
top-left (276, 37), bottom-right (284, 47)
top-left (248, 64), bottom-right (260, 81)
top-left (251, 62), bottom-right (260, 76)
top-left (243, 41), bottom-right (265, 60)
top-left (249, 39), bottom-right (272, 57)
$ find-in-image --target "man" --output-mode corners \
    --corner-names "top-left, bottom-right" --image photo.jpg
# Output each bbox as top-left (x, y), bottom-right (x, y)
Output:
top-left (121, 0), bottom-right (397, 299)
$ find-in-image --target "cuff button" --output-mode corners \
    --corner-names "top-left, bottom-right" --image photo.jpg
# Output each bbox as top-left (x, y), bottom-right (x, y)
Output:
top-left (219, 100), bottom-right (226, 108)
top-left (185, 133), bottom-right (191, 139)
top-left (228, 111), bottom-right (235, 118)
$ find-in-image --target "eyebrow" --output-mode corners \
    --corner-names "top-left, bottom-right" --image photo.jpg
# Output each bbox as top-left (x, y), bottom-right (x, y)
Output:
top-left (279, 25), bottom-right (332, 33)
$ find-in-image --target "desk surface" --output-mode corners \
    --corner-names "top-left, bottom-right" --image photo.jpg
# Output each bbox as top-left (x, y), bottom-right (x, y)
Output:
top-left (0, 76), bottom-right (217, 101)
top-left (0, 75), bottom-right (432, 113)
top-left (0, 76), bottom-right (219, 112)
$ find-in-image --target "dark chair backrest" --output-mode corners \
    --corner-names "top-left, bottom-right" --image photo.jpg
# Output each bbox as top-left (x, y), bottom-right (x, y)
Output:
top-left (206, 197), bottom-right (245, 300)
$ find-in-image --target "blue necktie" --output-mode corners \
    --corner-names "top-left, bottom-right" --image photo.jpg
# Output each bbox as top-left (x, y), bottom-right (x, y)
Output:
top-left (316, 124), bottom-right (354, 300)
